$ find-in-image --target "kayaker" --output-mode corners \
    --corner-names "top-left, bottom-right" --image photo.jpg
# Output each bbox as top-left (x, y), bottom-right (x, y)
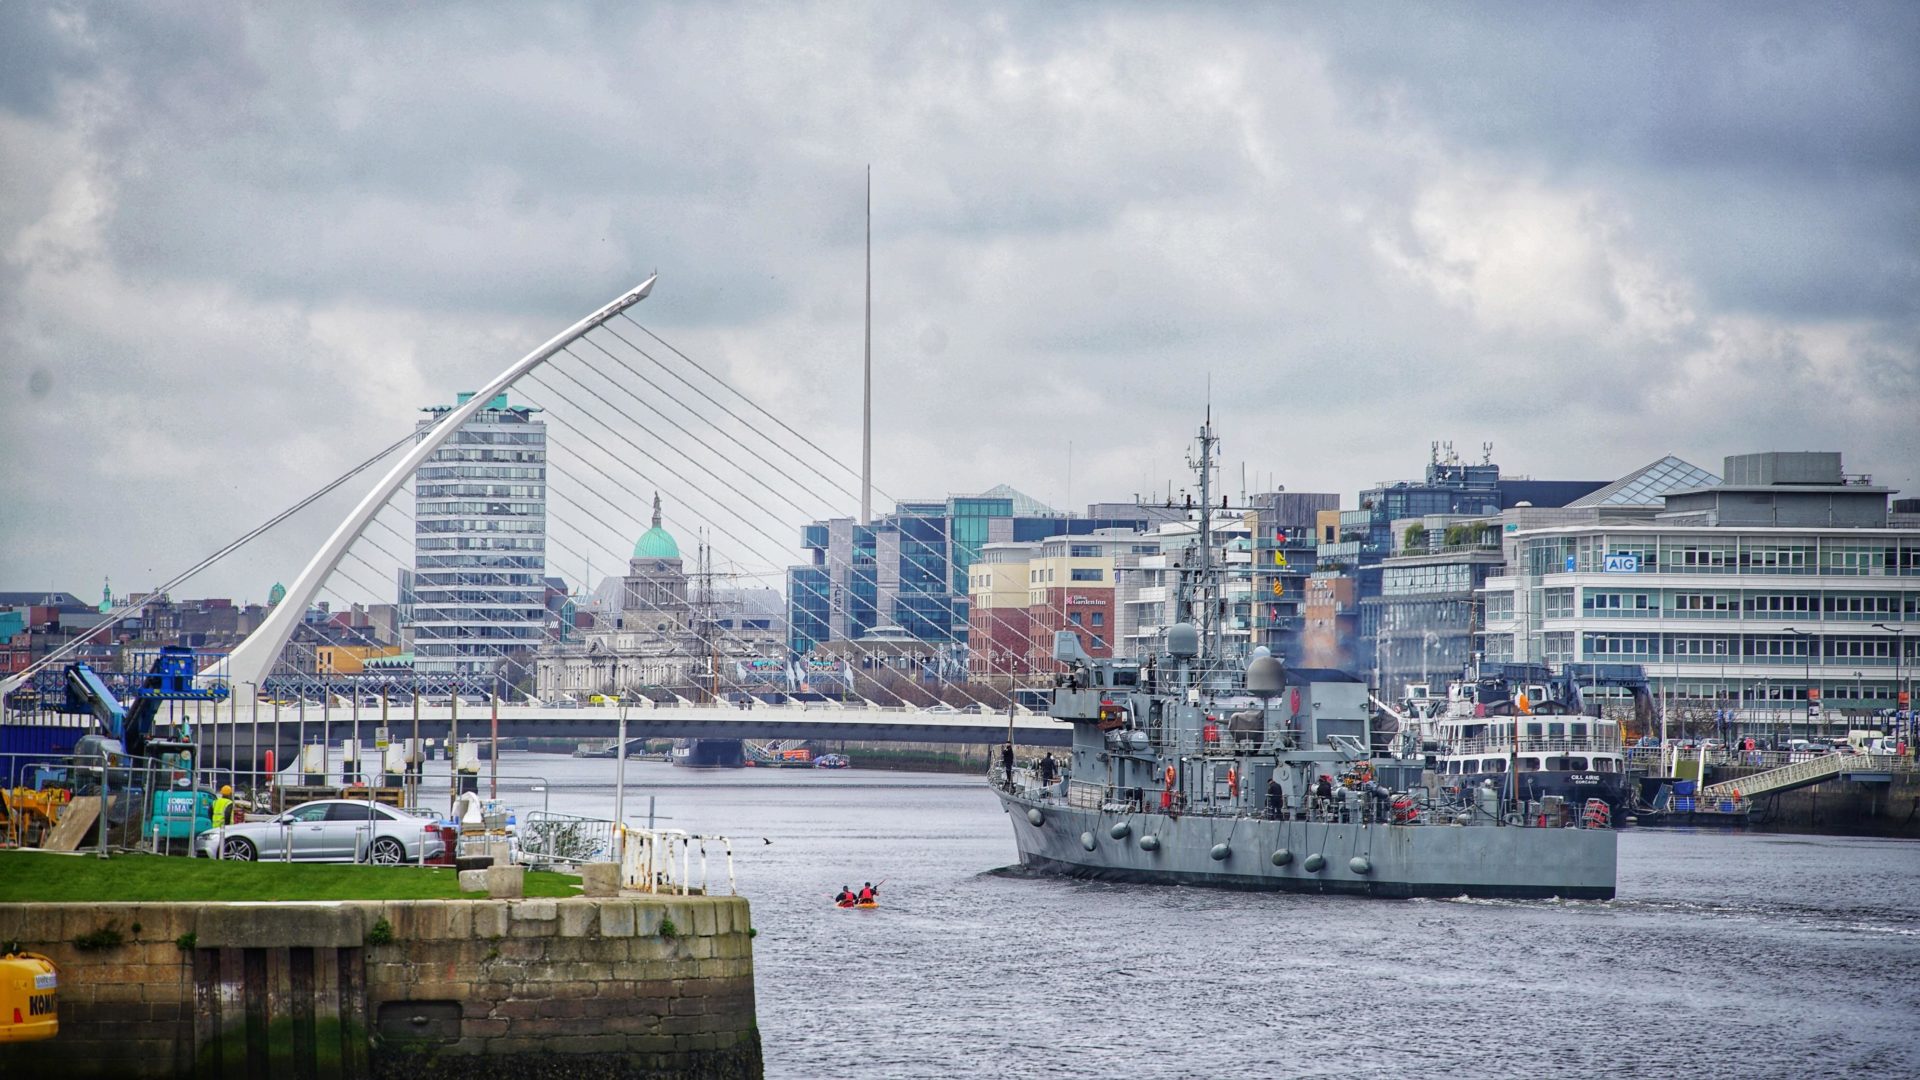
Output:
top-left (834, 885), bottom-right (856, 907)
top-left (858, 882), bottom-right (877, 904)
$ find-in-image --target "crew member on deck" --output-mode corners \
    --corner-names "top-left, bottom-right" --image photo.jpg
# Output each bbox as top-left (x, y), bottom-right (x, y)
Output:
top-left (1039, 752), bottom-right (1059, 786)
top-left (1265, 776), bottom-right (1285, 818)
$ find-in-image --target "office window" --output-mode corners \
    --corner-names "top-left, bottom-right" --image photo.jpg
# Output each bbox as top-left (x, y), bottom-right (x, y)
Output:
top-left (1070, 568), bottom-right (1103, 582)
top-left (1090, 612), bottom-right (1104, 628)
top-left (1742, 547), bottom-right (1809, 571)
top-left (1825, 595), bottom-right (1894, 616)
top-left (1746, 594), bottom-right (1814, 614)
top-left (1670, 637), bottom-right (1730, 657)
top-left (1673, 593), bottom-right (1733, 612)
top-left (1829, 640), bottom-right (1890, 659)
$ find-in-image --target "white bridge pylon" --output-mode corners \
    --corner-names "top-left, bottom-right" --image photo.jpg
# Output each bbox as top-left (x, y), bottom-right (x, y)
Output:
top-left (206, 276), bottom-right (658, 701)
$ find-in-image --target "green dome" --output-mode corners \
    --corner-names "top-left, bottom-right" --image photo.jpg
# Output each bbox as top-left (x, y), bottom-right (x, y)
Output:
top-left (633, 526), bottom-right (679, 560)
top-left (633, 492), bottom-right (679, 559)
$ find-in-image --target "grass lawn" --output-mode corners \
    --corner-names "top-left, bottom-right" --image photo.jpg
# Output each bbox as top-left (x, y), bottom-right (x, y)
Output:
top-left (0, 850), bottom-right (583, 903)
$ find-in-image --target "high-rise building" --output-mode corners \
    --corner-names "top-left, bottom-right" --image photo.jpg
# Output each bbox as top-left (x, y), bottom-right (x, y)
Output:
top-left (410, 392), bottom-right (548, 681)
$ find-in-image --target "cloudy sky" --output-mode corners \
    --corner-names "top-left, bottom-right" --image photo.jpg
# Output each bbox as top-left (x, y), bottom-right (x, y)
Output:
top-left (3, 1), bottom-right (1916, 607)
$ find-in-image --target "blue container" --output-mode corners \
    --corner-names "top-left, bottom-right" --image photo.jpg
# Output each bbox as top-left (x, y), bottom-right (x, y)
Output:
top-left (1675, 797), bottom-right (1695, 812)
top-left (1673, 780), bottom-right (1697, 796)
top-left (1719, 800), bottom-right (1736, 813)
top-left (0, 723), bottom-right (85, 760)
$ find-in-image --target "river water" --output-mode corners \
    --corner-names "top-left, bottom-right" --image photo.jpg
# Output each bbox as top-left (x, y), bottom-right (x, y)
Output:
top-left (498, 752), bottom-right (1918, 1079)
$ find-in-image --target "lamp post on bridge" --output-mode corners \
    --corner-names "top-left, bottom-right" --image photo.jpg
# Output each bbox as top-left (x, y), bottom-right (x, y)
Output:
top-left (615, 695), bottom-right (629, 834)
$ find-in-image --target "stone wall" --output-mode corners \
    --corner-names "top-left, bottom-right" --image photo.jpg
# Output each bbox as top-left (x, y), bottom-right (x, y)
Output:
top-left (0, 894), bottom-right (760, 1079)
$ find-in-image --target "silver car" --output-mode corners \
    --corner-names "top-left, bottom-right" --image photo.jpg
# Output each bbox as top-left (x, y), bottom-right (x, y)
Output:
top-left (194, 799), bottom-right (451, 864)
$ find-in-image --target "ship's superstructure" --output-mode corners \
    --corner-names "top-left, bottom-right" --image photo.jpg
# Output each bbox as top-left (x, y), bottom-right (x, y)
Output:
top-left (991, 420), bottom-right (1618, 899)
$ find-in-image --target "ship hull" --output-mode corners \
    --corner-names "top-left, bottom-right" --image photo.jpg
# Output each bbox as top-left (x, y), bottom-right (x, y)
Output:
top-left (670, 738), bottom-right (746, 769)
top-left (995, 788), bottom-right (1616, 900)
top-left (1454, 769), bottom-right (1632, 818)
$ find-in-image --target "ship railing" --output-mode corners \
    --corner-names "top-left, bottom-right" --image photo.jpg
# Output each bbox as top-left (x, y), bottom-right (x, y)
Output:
top-left (1442, 737), bottom-right (1624, 758)
top-left (1053, 779), bottom-right (1506, 828)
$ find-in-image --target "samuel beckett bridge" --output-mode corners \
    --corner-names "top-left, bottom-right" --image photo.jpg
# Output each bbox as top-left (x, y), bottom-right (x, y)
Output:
top-left (0, 277), bottom-right (1074, 776)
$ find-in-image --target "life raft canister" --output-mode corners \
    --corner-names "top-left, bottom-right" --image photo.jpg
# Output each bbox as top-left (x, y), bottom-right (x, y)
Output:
top-left (0, 952), bottom-right (57, 1043)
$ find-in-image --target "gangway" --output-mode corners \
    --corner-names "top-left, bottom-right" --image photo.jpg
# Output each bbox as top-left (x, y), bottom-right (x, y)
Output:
top-left (1701, 754), bottom-right (1899, 800)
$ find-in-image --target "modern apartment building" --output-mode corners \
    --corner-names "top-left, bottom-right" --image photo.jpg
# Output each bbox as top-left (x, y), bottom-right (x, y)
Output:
top-left (1249, 492), bottom-right (1339, 662)
top-left (1021, 530), bottom-right (1148, 674)
top-left (1116, 511), bottom-right (1254, 657)
top-left (966, 541), bottom-right (1038, 677)
top-left (410, 393), bottom-right (548, 680)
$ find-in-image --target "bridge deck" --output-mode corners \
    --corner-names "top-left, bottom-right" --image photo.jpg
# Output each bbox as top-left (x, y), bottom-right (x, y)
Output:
top-left (12, 701), bottom-right (1075, 749)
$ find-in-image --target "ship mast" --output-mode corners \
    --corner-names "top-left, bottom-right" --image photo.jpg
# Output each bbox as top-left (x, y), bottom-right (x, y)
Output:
top-left (1188, 413), bottom-right (1220, 662)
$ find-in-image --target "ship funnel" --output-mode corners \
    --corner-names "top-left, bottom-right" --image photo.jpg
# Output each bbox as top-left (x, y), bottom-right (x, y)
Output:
top-left (1245, 654), bottom-right (1284, 698)
top-left (1167, 622), bottom-right (1200, 658)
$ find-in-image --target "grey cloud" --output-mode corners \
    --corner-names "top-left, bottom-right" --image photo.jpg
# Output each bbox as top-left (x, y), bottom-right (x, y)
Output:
top-left (2, 2), bottom-right (1916, 602)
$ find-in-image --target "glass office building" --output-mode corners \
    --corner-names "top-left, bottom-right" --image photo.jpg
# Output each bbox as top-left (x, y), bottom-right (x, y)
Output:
top-left (410, 393), bottom-right (548, 680)
top-left (786, 486), bottom-right (1148, 664)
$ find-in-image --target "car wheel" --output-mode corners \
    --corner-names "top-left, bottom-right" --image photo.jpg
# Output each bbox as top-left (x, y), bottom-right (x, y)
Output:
top-left (369, 837), bottom-right (407, 865)
top-left (221, 836), bottom-right (257, 861)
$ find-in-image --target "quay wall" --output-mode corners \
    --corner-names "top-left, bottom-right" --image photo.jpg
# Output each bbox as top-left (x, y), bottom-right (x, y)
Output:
top-left (0, 894), bottom-right (760, 1079)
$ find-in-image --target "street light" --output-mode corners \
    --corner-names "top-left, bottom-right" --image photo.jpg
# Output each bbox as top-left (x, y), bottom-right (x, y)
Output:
top-left (1874, 623), bottom-right (1908, 746)
top-left (1786, 628), bottom-right (1815, 740)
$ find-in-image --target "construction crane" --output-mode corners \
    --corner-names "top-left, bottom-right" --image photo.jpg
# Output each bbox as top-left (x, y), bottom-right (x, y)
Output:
top-left (55, 646), bottom-right (226, 761)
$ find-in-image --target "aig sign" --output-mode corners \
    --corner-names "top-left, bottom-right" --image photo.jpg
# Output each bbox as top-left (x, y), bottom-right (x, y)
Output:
top-left (1603, 554), bottom-right (1640, 573)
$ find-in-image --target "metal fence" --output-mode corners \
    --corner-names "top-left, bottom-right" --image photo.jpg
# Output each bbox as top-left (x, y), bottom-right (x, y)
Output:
top-left (619, 827), bottom-right (736, 896)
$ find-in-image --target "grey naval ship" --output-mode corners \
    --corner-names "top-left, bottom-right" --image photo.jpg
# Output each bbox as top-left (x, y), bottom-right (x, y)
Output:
top-left (991, 420), bottom-right (1617, 900)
